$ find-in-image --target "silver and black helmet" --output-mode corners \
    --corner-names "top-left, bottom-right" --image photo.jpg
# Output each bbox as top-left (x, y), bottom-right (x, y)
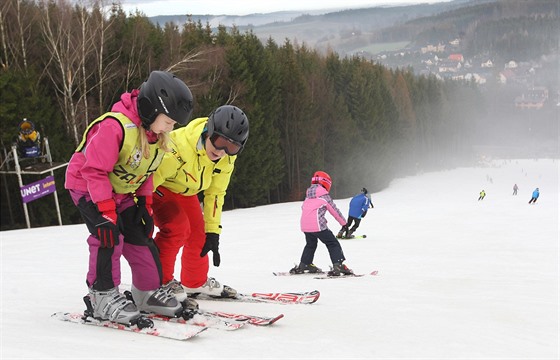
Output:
top-left (207, 105), bottom-right (249, 155)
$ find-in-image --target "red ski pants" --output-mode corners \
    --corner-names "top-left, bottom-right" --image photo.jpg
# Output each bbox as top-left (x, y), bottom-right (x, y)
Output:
top-left (152, 186), bottom-right (208, 288)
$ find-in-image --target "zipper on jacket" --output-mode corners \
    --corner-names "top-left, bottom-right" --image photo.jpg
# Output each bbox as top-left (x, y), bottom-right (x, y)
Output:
top-left (213, 195), bottom-right (218, 217)
top-left (198, 167), bottom-right (205, 192)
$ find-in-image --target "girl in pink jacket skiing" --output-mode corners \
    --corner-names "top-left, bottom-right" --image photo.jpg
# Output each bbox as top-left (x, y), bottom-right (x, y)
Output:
top-left (65, 71), bottom-right (194, 326)
top-left (290, 171), bottom-right (354, 276)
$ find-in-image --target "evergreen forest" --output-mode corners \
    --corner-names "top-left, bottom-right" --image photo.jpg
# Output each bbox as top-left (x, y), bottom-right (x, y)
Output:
top-left (0, 0), bottom-right (485, 230)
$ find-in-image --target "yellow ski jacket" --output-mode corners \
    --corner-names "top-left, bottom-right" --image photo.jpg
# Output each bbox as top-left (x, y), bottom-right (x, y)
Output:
top-left (153, 117), bottom-right (237, 234)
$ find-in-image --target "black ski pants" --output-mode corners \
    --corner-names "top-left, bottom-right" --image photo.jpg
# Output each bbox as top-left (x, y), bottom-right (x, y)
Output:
top-left (301, 229), bottom-right (345, 265)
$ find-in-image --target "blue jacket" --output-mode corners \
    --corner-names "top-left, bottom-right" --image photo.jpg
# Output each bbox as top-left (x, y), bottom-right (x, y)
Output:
top-left (348, 193), bottom-right (371, 219)
top-left (532, 189), bottom-right (540, 198)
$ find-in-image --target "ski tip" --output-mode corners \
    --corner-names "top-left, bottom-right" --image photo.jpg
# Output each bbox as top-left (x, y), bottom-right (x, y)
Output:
top-left (370, 270), bottom-right (379, 276)
top-left (270, 314), bottom-right (285, 324)
top-left (51, 311), bottom-right (67, 320)
top-left (310, 290), bottom-right (320, 303)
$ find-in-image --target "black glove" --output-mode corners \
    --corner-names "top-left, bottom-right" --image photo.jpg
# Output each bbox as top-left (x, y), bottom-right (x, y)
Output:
top-left (135, 196), bottom-right (154, 238)
top-left (200, 232), bottom-right (220, 267)
top-left (361, 210), bottom-right (367, 218)
top-left (95, 199), bottom-right (119, 248)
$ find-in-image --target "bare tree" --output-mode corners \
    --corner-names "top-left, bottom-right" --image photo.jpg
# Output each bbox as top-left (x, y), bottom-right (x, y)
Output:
top-left (15, 0), bottom-right (29, 71)
top-left (73, 0), bottom-right (120, 128)
top-left (166, 49), bottom-right (207, 74)
top-left (39, 0), bottom-right (87, 145)
top-left (89, 1), bottom-right (121, 116)
top-left (0, 2), bottom-right (8, 69)
top-left (77, 3), bottom-right (92, 124)
top-left (0, 0), bottom-right (37, 71)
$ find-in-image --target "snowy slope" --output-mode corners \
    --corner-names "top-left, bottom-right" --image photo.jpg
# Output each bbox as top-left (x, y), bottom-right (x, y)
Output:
top-left (1, 158), bottom-right (558, 359)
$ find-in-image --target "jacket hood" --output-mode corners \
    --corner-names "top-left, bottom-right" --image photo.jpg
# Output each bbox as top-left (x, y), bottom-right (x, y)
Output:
top-left (111, 90), bottom-right (141, 126)
top-left (112, 89), bottom-right (157, 142)
top-left (306, 183), bottom-right (328, 199)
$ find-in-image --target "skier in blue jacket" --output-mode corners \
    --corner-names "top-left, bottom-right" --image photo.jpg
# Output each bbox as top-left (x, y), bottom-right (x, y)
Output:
top-left (528, 188), bottom-right (540, 204)
top-left (337, 188), bottom-right (373, 239)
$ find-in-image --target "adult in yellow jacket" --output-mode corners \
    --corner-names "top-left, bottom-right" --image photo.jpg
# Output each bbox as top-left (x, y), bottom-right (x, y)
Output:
top-left (152, 105), bottom-right (249, 300)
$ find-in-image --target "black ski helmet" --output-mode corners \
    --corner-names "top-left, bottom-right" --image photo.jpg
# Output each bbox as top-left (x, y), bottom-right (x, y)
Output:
top-left (362, 187), bottom-right (368, 194)
top-left (137, 71), bottom-right (193, 129)
top-left (207, 105), bottom-right (249, 151)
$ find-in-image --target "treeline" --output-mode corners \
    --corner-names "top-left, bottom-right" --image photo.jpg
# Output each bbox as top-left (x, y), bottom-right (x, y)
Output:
top-left (0, 0), bottom-right (483, 230)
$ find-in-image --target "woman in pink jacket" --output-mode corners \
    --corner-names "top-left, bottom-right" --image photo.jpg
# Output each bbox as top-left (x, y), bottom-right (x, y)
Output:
top-left (65, 71), bottom-right (193, 326)
top-left (290, 171), bottom-right (354, 276)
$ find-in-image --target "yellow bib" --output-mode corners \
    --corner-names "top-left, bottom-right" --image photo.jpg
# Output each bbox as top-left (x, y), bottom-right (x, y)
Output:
top-left (76, 112), bottom-right (164, 194)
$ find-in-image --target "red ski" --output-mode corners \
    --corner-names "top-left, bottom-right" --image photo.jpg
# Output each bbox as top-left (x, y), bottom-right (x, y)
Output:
top-left (191, 290), bottom-right (320, 304)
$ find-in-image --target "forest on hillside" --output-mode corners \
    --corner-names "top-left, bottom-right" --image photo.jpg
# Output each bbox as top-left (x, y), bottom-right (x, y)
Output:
top-left (0, 0), bottom-right (485, 230)
top-left (236, 0), bottom-right (558, 63)
top-left (395, 0), bottom-right (559, 62)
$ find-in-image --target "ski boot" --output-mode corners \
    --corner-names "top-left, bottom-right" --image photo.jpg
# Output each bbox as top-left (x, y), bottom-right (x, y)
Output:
top-left (178, 296), bottom-right (200, 321)
top-left (84, 287), bottom-right (152, 328)
top-left (184, 277), bottom-right (237, 298)
top-left (162, 278), bottom-right (200, 318)
top-left (131, 285), bottom-right (184, 318)
top-left (329, 262), bottom-right (354, 276)
top-left (337, 225), bottom-right (349, 239)
top-left (163, 279), bottom-right (188, 302)
top-left (289, 262), bottom-right (323, 274)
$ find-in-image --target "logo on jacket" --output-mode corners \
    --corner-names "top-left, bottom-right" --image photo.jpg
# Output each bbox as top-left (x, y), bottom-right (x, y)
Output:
top-left (127, 146), bottom-right (142, 169)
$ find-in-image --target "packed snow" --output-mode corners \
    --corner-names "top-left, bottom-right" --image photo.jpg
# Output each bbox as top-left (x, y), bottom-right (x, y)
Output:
top-left (1, 158), bottom-right (558, 359)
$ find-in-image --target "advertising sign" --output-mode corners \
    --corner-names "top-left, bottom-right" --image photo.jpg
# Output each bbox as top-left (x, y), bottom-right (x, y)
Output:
top-left (20, 176), bottom-right (56, 203)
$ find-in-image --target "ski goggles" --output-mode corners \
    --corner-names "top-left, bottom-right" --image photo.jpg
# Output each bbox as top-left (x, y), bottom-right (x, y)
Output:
top-left (209, 132), bottom-right (244, 155)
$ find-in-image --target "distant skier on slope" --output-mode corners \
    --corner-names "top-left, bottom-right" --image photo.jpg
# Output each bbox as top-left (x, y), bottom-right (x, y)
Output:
top-left (478, 189), bottom-right (486, 201)
top-left (290, 171), bottom-right (353, 276)
top-left (337, 187), bottom-right (373, 239)
top-left (528, 188), bottom-right (539, 204)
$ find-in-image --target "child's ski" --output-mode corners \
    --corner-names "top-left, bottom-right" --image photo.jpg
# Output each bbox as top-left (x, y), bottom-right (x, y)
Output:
top-left (199, 310), bottom-right (284, 326)
top-left (52, 312), bottom-right (206, 340)
top-left (144, 312), bottom-right (245, 331)
top-left (272, 271), bottom-right (325, 276)
top-left (190, 290), bottom-right (320, 304)
top-left (337, 234), bottom-right (367, 239)
top-left (314, 270), bottom-right (379, 279)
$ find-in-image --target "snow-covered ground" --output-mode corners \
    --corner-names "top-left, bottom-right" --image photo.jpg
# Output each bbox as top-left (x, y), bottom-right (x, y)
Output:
top-left (1, 158), bottom-right (558, 359)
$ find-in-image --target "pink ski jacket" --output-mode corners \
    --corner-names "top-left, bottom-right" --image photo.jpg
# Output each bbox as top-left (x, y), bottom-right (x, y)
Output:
top-left (300, 184), bottom-right (346, 232)
top-left (65, 90), bottom-right (159, 204)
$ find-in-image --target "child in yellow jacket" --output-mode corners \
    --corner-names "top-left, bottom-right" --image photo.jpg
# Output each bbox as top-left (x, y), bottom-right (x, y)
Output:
top-left (152, 105), bottom-right (249, 301)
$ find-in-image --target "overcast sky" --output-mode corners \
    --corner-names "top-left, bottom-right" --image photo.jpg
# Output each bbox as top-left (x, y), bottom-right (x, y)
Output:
top-left (118, 0), bottom-right (452, 17)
